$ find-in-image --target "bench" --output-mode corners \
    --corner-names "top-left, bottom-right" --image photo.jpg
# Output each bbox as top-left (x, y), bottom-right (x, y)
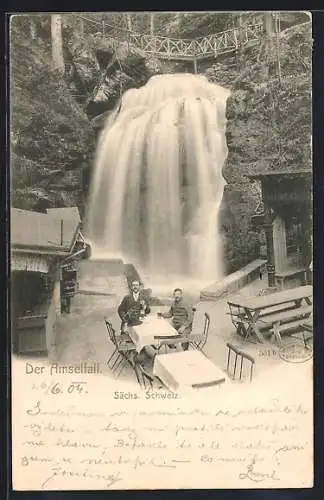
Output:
top-left (227, 286), bottom-right (312, 344)
top-left (275, 267), bottom-right (307, 290)
top-left (255, 305), bottom-right (313, 331)
top-left (272, 318), bottom-right (312, 344)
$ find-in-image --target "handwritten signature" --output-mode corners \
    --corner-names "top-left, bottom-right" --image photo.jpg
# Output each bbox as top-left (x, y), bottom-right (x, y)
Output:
top-left (239, 456), bottom-right (280, 482)
top-left (41, 465), bottom-right (122, 489)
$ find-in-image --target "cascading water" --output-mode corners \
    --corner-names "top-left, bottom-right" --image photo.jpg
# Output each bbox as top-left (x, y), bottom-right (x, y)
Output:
top-left (86, 73), bottom-right (230, 282)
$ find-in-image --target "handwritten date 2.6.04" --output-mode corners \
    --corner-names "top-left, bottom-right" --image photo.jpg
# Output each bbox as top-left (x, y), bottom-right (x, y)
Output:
top-left (32, 381), bottom-right (88, 396)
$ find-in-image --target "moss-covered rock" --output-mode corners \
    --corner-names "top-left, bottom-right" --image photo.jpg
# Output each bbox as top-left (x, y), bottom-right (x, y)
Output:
top-left (11, 16), bottom-right (95, 212)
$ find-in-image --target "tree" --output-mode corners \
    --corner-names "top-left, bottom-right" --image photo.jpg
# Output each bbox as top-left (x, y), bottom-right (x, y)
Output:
top-left (263, 11), bottom-right (275, 36)
top-left (29, 16), bottom-right (37, 39)
top-left (51, 14), bottom-right (65, 73)
top-left (150, 13), bottom-right (155, 35)
top-left (126, 13), bottom-right (132, 32)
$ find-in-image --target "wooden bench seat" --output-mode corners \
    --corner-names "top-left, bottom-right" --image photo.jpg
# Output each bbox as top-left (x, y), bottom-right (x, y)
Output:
top-left (276, 267), bottom-right (306, 279)
top-left (256, 305), bottom-right (312, 330)
top-left (272, 317), bottom-right (312, 344)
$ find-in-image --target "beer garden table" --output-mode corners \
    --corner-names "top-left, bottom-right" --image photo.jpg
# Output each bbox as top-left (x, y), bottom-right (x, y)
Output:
top-left (153, 350), bottom-right (227, 392)
top-left (227, 285), bottom-right (313, 343)
top-left (128, 315), bottom-right (179, 353)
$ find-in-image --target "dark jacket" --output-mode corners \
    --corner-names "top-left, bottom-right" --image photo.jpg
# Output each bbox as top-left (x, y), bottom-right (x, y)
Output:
top-left (162, 299), bottom-right (193, 331)
top-left (118, 292), bottom-right (151, 324)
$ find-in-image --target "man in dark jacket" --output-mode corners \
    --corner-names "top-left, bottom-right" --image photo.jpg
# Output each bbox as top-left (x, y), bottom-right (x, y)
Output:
top-left (118, 280), bottom-right (151, 331)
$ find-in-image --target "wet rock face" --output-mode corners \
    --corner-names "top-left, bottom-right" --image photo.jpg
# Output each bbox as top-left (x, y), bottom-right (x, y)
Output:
top-left (11, 19), bottom-right (95, 213)
top-left (206, 23), bottom-right (312, 273)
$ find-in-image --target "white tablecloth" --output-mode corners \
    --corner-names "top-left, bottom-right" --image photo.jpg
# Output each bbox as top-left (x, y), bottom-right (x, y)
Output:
top-left (128, 315), bottom-right (178, 353)
top-left (153, 350), bottom-right (226, 392)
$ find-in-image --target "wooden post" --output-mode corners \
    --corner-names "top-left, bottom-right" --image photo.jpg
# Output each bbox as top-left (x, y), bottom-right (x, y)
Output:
top-left (274, 13), bottom-right (282, 85)
top-left (300, 211), bottom-right (312, 284)
top-left (263, 206), bottom-right (276, 287)
top-left (233, 28), bottom-right (238, 50)
top-left (272, 215), bottom-right (288, 273)
top-left (60, 220), bottom-right (64, 246)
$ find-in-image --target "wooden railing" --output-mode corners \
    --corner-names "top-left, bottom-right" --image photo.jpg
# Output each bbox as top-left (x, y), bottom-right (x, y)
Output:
top-left (76, 16), bottom-right (311, 62)
top-left (77, 15), bottom-right (266, 60)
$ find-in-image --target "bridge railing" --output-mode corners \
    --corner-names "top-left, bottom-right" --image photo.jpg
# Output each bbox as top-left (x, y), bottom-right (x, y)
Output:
top-left (195, 23), bottom-right (264, 57)
top-left (132, 23), bottom-right (264, 58)
top-left (76, 16), bottom-right (265, 59)
top-left (126, 23), bottom-right (264, 58)
top-left (74, 18), bottom-right (311, 61)
top-left (129, 32), bottom-right (199, 57)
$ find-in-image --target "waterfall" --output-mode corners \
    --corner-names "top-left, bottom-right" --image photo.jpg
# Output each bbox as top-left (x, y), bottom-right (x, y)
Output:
top-left (86, 73), bottom-right (230, 282)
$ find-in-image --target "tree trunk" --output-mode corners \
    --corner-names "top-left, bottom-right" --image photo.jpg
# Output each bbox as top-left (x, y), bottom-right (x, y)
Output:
top-left (51, 14), bottom-right (65, 73)
top-left (126, 13), bottom-right (132, 32)
top-left (79, 17), bottom-right (84, 36)
top-left (263, 11), bottom-right (275, 36)
top-left (263, 12), bottom-right (276, 78)
top-left (29, 17), bottom-right (37, 39)
top-left (150, 13), bottom-right (155, 35)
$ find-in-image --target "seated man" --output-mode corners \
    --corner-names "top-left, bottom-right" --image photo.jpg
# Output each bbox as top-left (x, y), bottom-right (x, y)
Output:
top-left (158, 288), bottom-right (193, 350)
top-left (118, 279), bottom-right (151, 332)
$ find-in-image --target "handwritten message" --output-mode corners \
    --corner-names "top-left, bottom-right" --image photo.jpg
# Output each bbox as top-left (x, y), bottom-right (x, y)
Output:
top-left (12, 359), bottom-right (313, 490)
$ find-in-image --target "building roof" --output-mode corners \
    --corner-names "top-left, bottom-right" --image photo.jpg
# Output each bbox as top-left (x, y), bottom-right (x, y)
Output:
top-left (46, 207), bottom-right (81, 224)
top-left (248, 169), bottom-right (312, 180)
top-left (11, 207), bottom-right (81, 253)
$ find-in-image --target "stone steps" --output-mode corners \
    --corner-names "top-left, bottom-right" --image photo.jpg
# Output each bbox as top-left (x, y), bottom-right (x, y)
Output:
top-left (200, 259), bottom-right (267, 301)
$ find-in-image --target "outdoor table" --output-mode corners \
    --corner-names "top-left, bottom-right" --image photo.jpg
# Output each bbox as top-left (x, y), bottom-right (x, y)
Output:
top-left (227, 285), bottom-right (313, 343)
top-left (128, 315), bottom-right (178, 353)
top-left (153, 350), bottom-right (226, 392)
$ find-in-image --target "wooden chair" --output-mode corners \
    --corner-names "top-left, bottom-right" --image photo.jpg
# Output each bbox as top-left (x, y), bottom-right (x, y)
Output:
top-left (104, 318), bottom-right (137, 378)
top-left (135, 362), bottom-right (164, 391)
top-left (153, 334), bottom-right (187, 353)
top-left (226, 342), bottom-right (255, 382)
top-left (189, 312), bottom-right (211, 350)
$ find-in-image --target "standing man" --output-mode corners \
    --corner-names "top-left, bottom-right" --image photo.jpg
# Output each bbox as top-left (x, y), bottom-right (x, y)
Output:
top-left (118, 279), bottom-right (151, 331)
top-left (158, 288), bottom-right (194, 349)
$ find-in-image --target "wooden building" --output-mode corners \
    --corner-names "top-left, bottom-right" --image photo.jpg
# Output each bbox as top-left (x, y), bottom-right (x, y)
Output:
top-left (11, 207), bottom-right (89, 355)
top-left (249, 170), bottom-right (312, 289)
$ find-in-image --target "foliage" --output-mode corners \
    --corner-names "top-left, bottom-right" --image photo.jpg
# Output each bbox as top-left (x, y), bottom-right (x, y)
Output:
top-left (11, 16), bottom-right (95, 210)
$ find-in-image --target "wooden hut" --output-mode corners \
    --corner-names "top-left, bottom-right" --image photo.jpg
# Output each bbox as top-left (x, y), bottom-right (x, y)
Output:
top-left (249, 170), bottom-right (312, 289)
top-left (11, 207), bottom-right (89, 355)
